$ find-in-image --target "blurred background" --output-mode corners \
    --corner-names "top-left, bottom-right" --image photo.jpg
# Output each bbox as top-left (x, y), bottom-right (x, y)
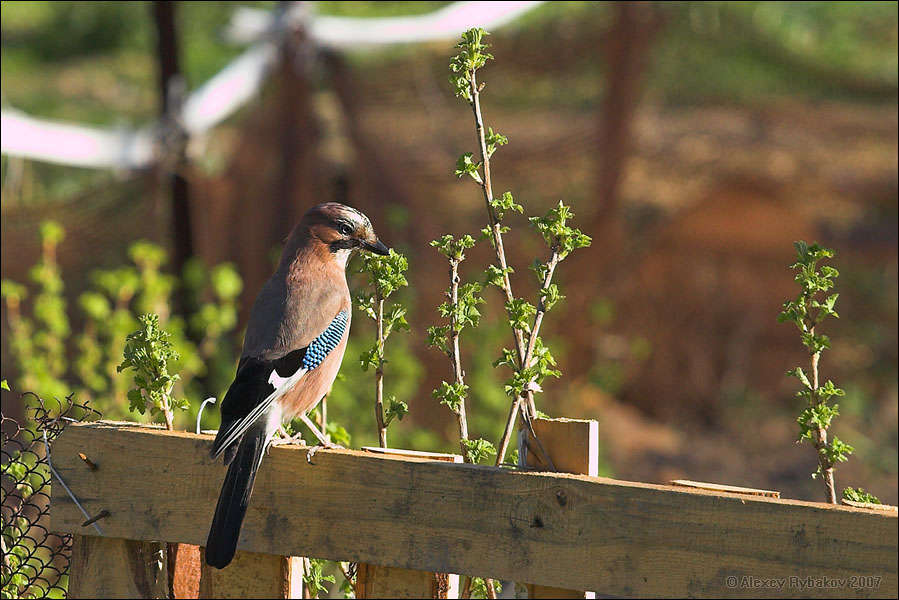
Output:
top-left (2, 1), bottom-right (896, 504)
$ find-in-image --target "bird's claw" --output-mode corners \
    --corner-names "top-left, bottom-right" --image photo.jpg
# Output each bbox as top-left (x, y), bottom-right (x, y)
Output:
top-left (305, 442), bottom-right (344, 464)
top-left (273, 432), bottom-right (305, 446)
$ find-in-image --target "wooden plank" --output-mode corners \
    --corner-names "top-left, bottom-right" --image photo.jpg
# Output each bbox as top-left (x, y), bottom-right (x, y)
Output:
top-left (356, 447), bottom-right (461, 599)
top-left (171, 543), bottom-right (201, 598)
top-left (356, 563), bottom-right (448, 599)
top-left (52, 422), bottom-right (898, 598)
top-left (524, 418), bottom-right (597, 599)
top-left (523, 418), bottom-right (599, 476)
top-left (68, 535), bottom-right (168, 599)
top-left (198, 550), bottom-right (300, 599)
top-left (671, 480), bottom-right (781, 499)
top-left (842, 499), bottom-right (897, 512)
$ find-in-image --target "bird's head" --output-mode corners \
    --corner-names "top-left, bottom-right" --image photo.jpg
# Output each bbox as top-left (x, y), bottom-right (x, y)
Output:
top-left (302, 203), bottom-right (389, 265)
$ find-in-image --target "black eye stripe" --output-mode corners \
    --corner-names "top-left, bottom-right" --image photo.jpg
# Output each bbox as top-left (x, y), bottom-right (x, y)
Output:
top-left (329, 238), bottom-right (358, 252)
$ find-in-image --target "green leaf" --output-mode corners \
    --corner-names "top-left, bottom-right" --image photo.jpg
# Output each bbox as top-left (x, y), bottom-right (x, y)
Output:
top-left (449, 28), bottom-right (493, 100)
top-left (786, 367), bottom-right (812, 389)
top-left (358, 250), bottom-right (409, 300)
top-left (303, 558), bottom-right (336, 598)
top-left (326, 422), bottom-right (352, 447)
top-left (484, 128), bottom-right (508, 158)
top-left (454, 152), bottom-right (483, 183)
top-left (430, 233), bottom-right (476, 261)
top-left (842, 487), bottom-right (881, 504)
top-left (118, 313), bottom-right (183, 425)
top-left (461, 438), bottom-right (496, 464)
top-left (484, 264), bottom-right (513, 288)
top-left (505, 298), bottom-right (536, 332)
top-left (426, 325), bottom-right (450, 355)
top-left (384, 396), bottom-right (409, 427)
top-left (1, 379), bottom-right (9, 391)
top-left (433, 381), bottom-right (468, 414)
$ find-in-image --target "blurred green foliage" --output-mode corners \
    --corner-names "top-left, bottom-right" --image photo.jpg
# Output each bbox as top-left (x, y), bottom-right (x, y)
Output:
top-left (1, 222), bottom-right (242, 429)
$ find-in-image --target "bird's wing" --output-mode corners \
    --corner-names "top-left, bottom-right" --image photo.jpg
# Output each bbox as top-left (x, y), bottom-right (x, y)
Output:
top-left (210, 310), bottom-right (349, 460)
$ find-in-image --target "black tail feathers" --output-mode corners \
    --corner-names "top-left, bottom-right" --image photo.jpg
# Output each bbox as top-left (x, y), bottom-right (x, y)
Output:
top-left (205, 430), bottom-right (267, 568)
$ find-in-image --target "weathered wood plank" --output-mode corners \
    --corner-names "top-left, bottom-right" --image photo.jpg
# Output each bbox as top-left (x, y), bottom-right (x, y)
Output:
top-left (53, 423), bottom-right (898, 598)
top-left (671, 480), bottom-right (781, 499)
top-left (68, 535), bottom-right (168, 599)
top-left (522, 418), bottom-right (599, 476)
top-left (525, 418), bottom-right (597, 600)
top-left (356, 446), bottom-right (461, 599)
top-left (198, 550), bottom-right (300, 599)
top-left (356, 563), bottom-right (446, 599)
top-left (171, 543), bottom-right (201, 598)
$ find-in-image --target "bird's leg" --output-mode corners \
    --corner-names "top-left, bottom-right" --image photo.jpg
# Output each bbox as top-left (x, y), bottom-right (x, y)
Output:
top-left (272, 425), bottom-right (304, 446)
top-left (301, 413), bottom-right (343, 463)
top-left (301, 414), bottom-right (334, 446)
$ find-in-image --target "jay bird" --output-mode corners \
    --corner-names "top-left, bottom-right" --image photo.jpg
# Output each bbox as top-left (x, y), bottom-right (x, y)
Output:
top-left (205, 202), bottom-right (389, 569)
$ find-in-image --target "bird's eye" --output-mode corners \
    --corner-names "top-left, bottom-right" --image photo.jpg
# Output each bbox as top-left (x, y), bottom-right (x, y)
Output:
top-left (337, 223), bottom-right (353, 236)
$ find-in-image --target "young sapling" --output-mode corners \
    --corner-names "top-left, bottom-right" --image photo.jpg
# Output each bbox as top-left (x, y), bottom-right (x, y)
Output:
top-left (778, 241), bottom-right (852, 504)
top-left (118, 313), bottom-right (188, 431)
top-left (428, 234), bottom-right (495, 463)
top-left (450, 28), bottom-right (591, 466)
top-left (357, 250), bottom-right (411, 447)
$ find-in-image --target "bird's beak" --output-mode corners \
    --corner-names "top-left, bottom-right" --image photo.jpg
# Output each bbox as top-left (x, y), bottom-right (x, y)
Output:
top-left (364, 239), bottom-right (390, 256)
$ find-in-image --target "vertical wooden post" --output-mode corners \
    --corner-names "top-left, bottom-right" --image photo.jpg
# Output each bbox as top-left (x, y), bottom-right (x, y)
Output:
top-left (355, 447), bottom-right (461, 599)
top-left (198, 550), bottom-right (302, 599)
top-left (152, 0), bottom-right (193, 288)
top-left (522, 418), bottom-right (599, 599)
top-left (170, 543), bottom-right (202, 598)
top-left (68, 535), bottom-right (169, 599)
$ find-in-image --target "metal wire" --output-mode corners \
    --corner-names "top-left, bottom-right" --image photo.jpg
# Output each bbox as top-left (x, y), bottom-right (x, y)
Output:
top-left (1, 393), bottom-right (100, 599)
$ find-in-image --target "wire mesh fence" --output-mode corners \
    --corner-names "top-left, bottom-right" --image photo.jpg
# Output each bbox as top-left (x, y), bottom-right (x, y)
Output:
top-left (1, 393), bottom-right (100, 599)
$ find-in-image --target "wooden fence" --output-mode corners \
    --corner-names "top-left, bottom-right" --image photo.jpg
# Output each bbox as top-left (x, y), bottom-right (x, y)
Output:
top-left (51, 420), bottom-right (897, 599)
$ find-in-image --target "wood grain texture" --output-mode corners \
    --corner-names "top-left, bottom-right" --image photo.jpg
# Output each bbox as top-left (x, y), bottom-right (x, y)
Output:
top-left (170, 543), bottom-right (201, 598)
top-left (525, 418), bottom-right (597, 600)
top-left (356, 446), bottom-right (461, 599)
top-left (671, 480), bottom-right (781, 498)
top-left (356, 563), bottom-right (443, 599)
top-left (523, 418), bottom-right (599, 476)
top-left (68, 535), bottom-right (168, 599)
top-left (52, 423), bottom-right (898, 598)
top-left (198, 549), bottom-right (299, 599)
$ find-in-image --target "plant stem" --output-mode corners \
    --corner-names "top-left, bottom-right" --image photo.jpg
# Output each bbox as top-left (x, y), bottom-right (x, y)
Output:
top-left (468, 71), bottom-right (527, 369)
top-left (375, 295), bottom-right (387, 448)
top-left (467, 68), bottom-right (539, 469)
top-left (809, 326), bottom-right (837, 504)
top-left (523, 250), bottom-right (561, 376)
top-left (493, 250), bottom-right (561, 467)
top-left (494, 397), bottom-right (522, 466)
top-left (448, 259), bottom-right (471, 459)
top-left (460, 576), bottom-right (472, 599)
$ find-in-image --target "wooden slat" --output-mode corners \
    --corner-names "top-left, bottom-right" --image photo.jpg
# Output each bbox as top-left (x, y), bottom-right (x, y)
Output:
top-left (52, 423), bottom-right (898, 598)
top-left (525, 418), bottom-right (597, 600)
top-left (68, 535), bottom-right (168, 599)
top-left (356, 447), bottom-right (461, 599)
top-left (356, 563), bottom-right (447, 599)
top-left (842, 499), bottom-right (897, 512)
top-left (171, 543), bottom-right (201, 598)
top-left (671, 480), bottom-right (781, 498)
top-left (198, 550), bottom-right (300, 599)
top-left (522, 418), bottom-right (599, 476)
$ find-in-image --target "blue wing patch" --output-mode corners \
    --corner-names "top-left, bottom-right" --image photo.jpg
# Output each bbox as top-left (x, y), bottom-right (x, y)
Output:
top-left (302, 310), bottom-right (349, 370)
